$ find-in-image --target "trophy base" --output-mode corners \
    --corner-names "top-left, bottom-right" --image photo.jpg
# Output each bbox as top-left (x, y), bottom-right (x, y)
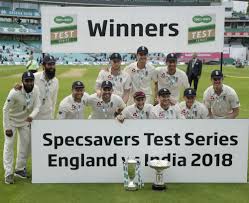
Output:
top-left (126, 186), bottom-right (138, 191)
top-left (152, 184), bottom-right (167, 191)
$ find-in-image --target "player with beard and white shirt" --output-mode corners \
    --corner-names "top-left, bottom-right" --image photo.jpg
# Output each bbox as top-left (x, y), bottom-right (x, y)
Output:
top-left (150, 88), bottom-right (184, 119)
top-left (124, 46), bottom-right (157, 104)
top-left (155, 53), bottom-right (189, 103)
top-left (34, 54), bottom-right (59, 120)
top-left (179, 88), bottom-right (208, 119)
top-left (57, 81), bottom-right (89, 119)
top-left (203, 70), bottom-right (240, 119)
top-left (88, 80), bottom-right (126, 119)
top-left (96, 53), bottom-right (131, 104)
top-left (117, 91), bottom-right (153, 123)
top-left (3, 72), bottom-right (40, 184)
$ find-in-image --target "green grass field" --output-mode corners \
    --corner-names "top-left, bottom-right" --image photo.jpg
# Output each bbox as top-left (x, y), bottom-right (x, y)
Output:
top-left (0, 65), bottom-right (249, 203)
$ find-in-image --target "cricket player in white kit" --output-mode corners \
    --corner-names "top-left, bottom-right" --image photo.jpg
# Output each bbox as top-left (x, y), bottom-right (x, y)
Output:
top-left (124, 46), bottom-right (157, 104)
top-left (88, 80), bottom-right (126, 119)
top-left (203, 70), bottom-right (240, 119)
top-left (150, 88), bottom-right (185, 119)
top-left (155, 53), bottom-right (189, 103)
top-left (58, 81), bottom-right (89, 119)
top-left (96, 53), bottom-right (131, 104)
top-left (3, 72), bottom-right (40, 184)
top-left (117, 91), bottom-right (153, 123)
top-left (179, 88), bottom-right (208, 119)
top-left (34, 55), bottom-right (59, 119)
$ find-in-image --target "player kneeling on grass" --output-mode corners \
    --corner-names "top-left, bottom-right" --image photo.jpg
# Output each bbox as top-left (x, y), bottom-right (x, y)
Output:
top-left (87, 80), bottom-right (126, 119)
top-left (149, 88), bottom-right (185, 119)
top-left (203, 70), bottom-right (240, 119)
top-left (179, 88), bottom-right (208, 119)
top-left (117, 91), bottom-right (153, 123)
top-left (57, 81), bottom-right (89, 119)
top-left (3, 71), bottom-right (40, 184)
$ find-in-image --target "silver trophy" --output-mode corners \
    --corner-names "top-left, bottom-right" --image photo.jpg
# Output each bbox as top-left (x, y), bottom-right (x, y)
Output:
top-left (149, 160), bottom-right (170, 190)
top-left (123, 158), bottom-right (143, 191)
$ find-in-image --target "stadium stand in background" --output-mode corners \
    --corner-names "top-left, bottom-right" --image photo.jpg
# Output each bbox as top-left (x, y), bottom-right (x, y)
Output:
top-left (0, 0), bottom-right (248, 66)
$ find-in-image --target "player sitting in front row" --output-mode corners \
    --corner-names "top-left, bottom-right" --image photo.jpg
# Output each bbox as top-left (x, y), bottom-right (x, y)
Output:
top-left (57, 81), bottom-right (89, 119)
top-left (87, 80), bottom-right (126, 119)
top-left (179, 88), bottom-right (208, 119)
top-left (117, 91), bottom-right (153, 123)
top-left (149, 88), bottom-right (185, 119)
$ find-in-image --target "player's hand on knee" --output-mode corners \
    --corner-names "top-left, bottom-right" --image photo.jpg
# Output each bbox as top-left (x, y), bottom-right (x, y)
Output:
top-left (5, 129), bottom-right (13, 137)
top-left (14, 83), bottom-right (22, 91)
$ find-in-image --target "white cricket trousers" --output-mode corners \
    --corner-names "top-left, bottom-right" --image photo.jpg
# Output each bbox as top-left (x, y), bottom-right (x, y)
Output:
top-left (3, 125), bottom-right (31, 177)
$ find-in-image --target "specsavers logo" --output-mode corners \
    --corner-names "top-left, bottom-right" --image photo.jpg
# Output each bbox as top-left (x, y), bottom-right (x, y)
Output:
top-left (50, 15), bottom-right (77, 45)
top-left (188, 14), bottom-right (215, 44)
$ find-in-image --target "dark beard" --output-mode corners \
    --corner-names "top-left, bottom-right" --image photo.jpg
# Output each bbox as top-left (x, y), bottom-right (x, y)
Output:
top-left (23, 85), bottom-right (34, 93)
top-left (45, 69), bottom-right (56, 79)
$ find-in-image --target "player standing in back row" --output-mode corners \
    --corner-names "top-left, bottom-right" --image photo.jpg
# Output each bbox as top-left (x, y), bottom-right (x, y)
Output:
top-left (95, 53), bottom-right (131, 104)
top-left (124, 46), bottom-right (157, 104)
top-left (154, 53), bottom-right (189, 104)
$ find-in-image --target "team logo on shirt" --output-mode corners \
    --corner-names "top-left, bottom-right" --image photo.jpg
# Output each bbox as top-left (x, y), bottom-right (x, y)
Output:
top-left (132, 68), bottom-right (136, 73)
top-left (161, 73), bottom-right (166, 78)
top-left (133, 113), bottom-right (138, 118)
top-left (181, 109), bottom-right (187, 115)
top-left (210, 96), bottom-right (215, 101)
top-left (108, 75), bottom-right (113, 80)
top-left (97, 102), bottom-right (102, 107)
top-left (159, 112), bottom-right (165, 118)
top-left (71, 104), bottom-right (76, 110)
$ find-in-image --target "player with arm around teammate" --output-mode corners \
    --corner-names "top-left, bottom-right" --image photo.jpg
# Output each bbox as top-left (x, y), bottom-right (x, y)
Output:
top-left (179, 88), bottom-right (208, 119)
top-left (117, 91), bottom-right (153, 123)
top-left (149, 88), bottom-right (185, 119)
top-left (154, 53), bottom-right (189, 104)
top-left (34, 54), bottom-right (59, 120)
top-left (88, 80), bottom-right (126, 119)
top-left (57, 81), bottom-right (89, 119)
top-left (96, 53), bottom-right (131, 104)
top-left (124, 46), bottom-right (157, 104)
top-left (3, 71), bottom-right (40, 184)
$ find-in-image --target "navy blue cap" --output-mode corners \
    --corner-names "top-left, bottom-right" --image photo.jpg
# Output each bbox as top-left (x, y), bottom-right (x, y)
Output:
top-left (184, 88), bottom-right (196, 96)
top-left (110, 53), bottom-right (122, 60)
top-left (43, 54), bottom-right (56, 64)
top-left (166, 53), bottom-right (177, 62)
top-left (101, 80), bottom-right (113, 89)
top-left (22, 71), bottom-right (34, 80)
top-left (158, 88), bottom-right (171, 96)
top-left (72, 81), bottom-right (84, 89)
top-left (137, 46), bottom-right (148, 55)
top-left (211, 70), bottom-right (223, 78)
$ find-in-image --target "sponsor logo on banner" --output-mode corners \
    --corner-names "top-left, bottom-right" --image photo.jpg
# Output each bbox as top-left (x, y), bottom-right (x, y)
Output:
top-left (188, 14), bottom-right (216, 44)
top-left (50, 15), bottom-right (77, 45)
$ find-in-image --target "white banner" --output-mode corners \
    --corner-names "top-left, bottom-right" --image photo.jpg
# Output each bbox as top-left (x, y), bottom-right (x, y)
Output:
top-left (32, 120), bottom-right (248, 183)
top-left (41, 6), bottom-right (225, 53)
